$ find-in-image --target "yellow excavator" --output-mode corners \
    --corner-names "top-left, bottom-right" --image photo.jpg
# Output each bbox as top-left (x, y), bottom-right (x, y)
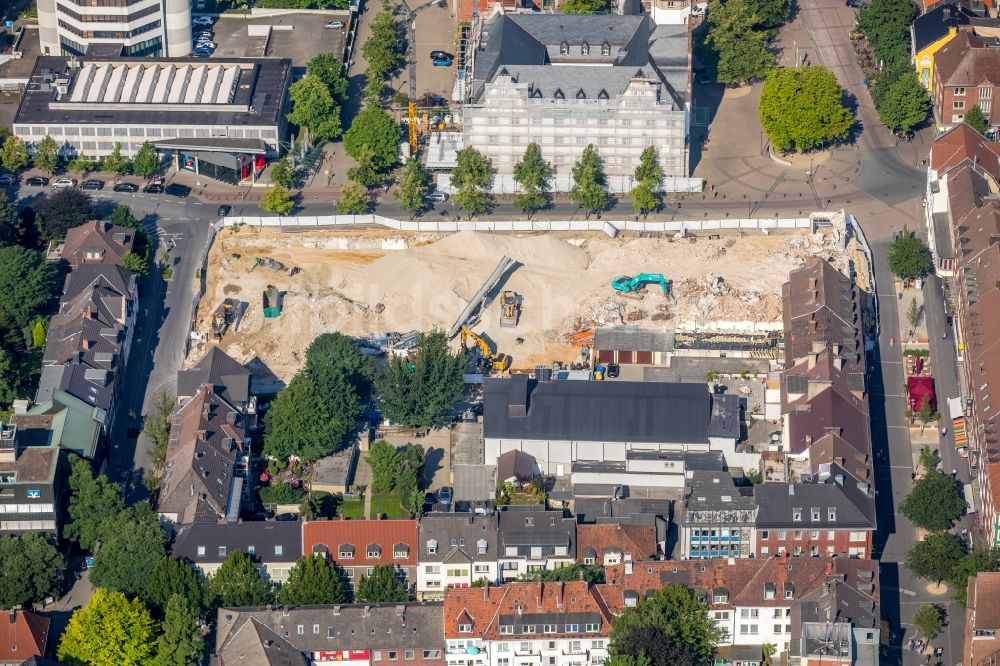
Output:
top-left (460, 326), bottom-right (510, 372)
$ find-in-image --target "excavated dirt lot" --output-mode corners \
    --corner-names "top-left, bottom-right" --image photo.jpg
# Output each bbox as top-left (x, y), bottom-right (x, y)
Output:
top-left (190, 228), bottom-right (859, 379)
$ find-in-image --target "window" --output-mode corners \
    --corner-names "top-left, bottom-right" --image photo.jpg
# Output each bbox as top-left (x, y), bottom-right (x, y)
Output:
top-left (458, 624), bottom-right (473, 633)
top-left (850, 531), bottom-right (866, 541)
top-left (810, 508), bottom-right (820, 521)
top-left (794, 531), bottom-right (803, 540)
top-left (585, 623), bottom-right (600, 632)
top-left (565, 624), bottom-right (579, 632)
top-left (297, 625), bottom-right (304, 635)
top-left (425, 565), bottom-right (441, 574)
top-left (810, 531), bottom-right (819, 540)
top-left (427, 540), bottom-right (437, 554)
top-left (197, 546), bottom-right (205, 556)
top-left (367, 547), bottom-right (381, 559)
top-left (760, 547), bottom-right (769, 555)
top-left (218, 546), bottom-right (227, 557)
top-left (275, 545), bottom-right (283, 556)
top-left (474, 564), bottom-right (490, 573)
top-left (404, 650), bottom-right (414, 660)
top-left (373, 651), bottom-right (382, 661)
top-left (340, 549), bottom-right (354, 559)
top-left (956, 87), bottom-right (967, 96)
top-left (524, 625), bottom-right (537, 634)
top-left (774, 624), bottom-right (783, 634)
top-left (423, 650), bottom-right (441, 659)
top-left (388, 652), bottom-right (398, 661)
top-left (760, 530), bottom-right (769, 540)
top-left (543, 625), bottom-right (557, 634)
top-left (560, 41), bottom-right (568, 55)
top-left (778, 531), bottom-right (787, 540)
top-left (602, 41), bottom-right (610, 56)
top-left (583, 557), bottom-right (596, 565)
top-left (954, 100), bottom-right (966, 110)
top-left (247, 545), bottom-right (256, 555)
top-left (792, 508), bottom-right (802, 521)
top-left (828, 508), bottom-right (837, 521)
top-left (500, 625), bottom-right (514, 634)
top-left (982, 87), bottom-right (993, 99)
top-left (313, 624), bottom-right (320, 635)
top-left (519, 642), bottom-right (533, 652)
top-left (774, 609), bottom-right (783, 618)
top-left (581, 41), bottom-right (590, 55)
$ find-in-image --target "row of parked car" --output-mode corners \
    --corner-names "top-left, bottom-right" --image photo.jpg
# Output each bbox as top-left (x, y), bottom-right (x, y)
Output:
top-left (0, 173), bottom-right (192, 197)
top-left (191, 15), bottom-right (216, 57)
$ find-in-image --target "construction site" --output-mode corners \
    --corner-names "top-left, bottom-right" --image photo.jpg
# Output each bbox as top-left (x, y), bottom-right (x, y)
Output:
top-left (189, 227), bottom-right (867, 380)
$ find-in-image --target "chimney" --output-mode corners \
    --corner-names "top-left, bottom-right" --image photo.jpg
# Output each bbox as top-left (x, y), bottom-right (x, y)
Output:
top-left (788, 485), bottom-right (795, 496)
top-left (826, 561), bottom-right (834, 574)
top-left (808, 352), bottom-right (819, 370)
top-left (804, 434), bottom-right (813, 448)
top-left (625, 560), bottom-right (633, 575)
top-left (364, 606), bottom-right (371, 617)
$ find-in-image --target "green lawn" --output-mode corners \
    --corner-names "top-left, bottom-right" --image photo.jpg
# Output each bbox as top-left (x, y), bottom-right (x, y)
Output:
top-left (370, 493), bottom-right (409, 518)
top-left (340, 497), bottom-right (365, 519)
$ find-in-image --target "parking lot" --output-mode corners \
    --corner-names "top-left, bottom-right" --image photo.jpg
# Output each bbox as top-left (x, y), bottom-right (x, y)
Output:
top-left (210, 12), bottom-right (349, 65)
top-left (390, 2), bottom-right (459, 103)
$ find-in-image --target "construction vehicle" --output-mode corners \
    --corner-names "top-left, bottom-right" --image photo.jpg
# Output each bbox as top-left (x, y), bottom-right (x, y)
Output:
top-left (610, 273), bottom-right (671, 300)
top-left (249, 256), bottom-right (288, 274)
top-left (408, 101), bottom-right (418, 155)
top-left (460, 326), bottom-right (510, 372)
top-left (263, 285), bottom-right (281, 318)
top-left (499, 290), bottom-right (521, 328)
top-left (211, 298), bottom-right (240, 338)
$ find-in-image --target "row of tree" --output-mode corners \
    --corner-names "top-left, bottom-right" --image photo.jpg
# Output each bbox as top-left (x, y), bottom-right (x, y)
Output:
top-left (1, 135), bottom-right (160, 179)
top-left (703, 0), bottom-right (790, 85)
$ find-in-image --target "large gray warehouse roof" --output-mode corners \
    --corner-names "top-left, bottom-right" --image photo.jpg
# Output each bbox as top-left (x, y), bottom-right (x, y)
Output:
top-left (484, 375), bottom-right (727, 443)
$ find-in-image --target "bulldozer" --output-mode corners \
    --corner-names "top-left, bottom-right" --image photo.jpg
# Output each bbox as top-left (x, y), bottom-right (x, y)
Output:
top-left (499, 290), bottom-right (521, 328)
top-left (460, 326), bottom-right (510, 373)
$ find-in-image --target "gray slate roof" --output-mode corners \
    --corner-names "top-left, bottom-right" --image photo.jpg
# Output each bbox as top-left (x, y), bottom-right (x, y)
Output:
top-left (753, 465), bottom-right (876, 530)
top-left (682, 471), bottom-right (756, 523)
top-left (217, 618), bottom-right (308, 666)
top-left (484, 375), bottom-right (721, 444)
top-left (172, 521), bottom-right (302, 564)
top-left (594, 326), bottom-right (675, 353)
top-left (418, 513), bottom-right (499, 564)
top-left (177, 346), bottom-right (251, 405)
top-left (497, 505), bottom-right (575, 554)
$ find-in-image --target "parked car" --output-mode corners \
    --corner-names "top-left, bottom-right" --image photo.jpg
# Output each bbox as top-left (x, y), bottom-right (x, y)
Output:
top-left (424, 191), bottom-right (448, 202)
top-left (606, 363), bottom-right (620, 378)
top-left (191, 50), bottom-right (211, 58)
top-left (0, 174), bottom-right (17, 185)
top-left (52, 177), bottom-right (77, 188)
top-left (846, 0), bottom-right (866, 7)
top-left (218, 204), bottom-right (232, 216)
top-left (113, 182), bottom-right (139, 192)
top-left (432, 57), bottom-right (453, 67)
top-left (143, 183), bottom-right (164, 194)
top-left (25, 176), bottom-right (49, 186)
top-left (437, 486), bottom-right (453, 505)
top-left (166, 183), bottom-right (191, 197)
top-left (195, 0), bottom-right (206, 9)
top-left (274, 513), bottom-right (299, 521)
top-left (196, 30), bottom-right (213, 39)
top-left (81, 179), bottom-right (105, 190)
top-left (324, 20), bottom-right (344, 29)
top-left (195, 41), bottom-right (217, 50)
top-left (192, 15), bottom-right (214, 26)
top-left (149, 174), bottom-right (165, 185)
top-left (429, 50), bottom-right (453, 60)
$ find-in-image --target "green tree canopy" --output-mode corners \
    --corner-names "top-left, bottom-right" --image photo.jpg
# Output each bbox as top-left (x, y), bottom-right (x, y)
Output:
top-left (367, 438), bottom-right (403, 494)
top-left (0, 350), bottom-right (18, 408)
top-left (899, 469), bottom-right (966, 531)
top-left (378, 331), bottom-right (465, 428)
top-left (759, 66), bottom-right (853, 152)
top-left (873, 68), bottom-right (930, 133)
top-left (706, 0), bottom-right (774, 85)
top-left (270, 157), bottom-right (297, 189)
top-left (278, 554), bottom-right (346, 605)
top-left (856, 0), bottom-right (917, 68)
top-left (571, 144), bottom-right (610, 217)
top-left (362, 10), bottom-right (402, 80)
top-left (0, 136), bottom-right (29, 172)
top-left (633, 146), bottom-right (664, 186)
top-left (207, 550), bottom-right (274, 608)
top-left (452, 146), bottom-right (492, 190)
top-left (132, 142), bottom-right (159, 178)
top-left (35, 135), bottom-right (60, 175)
top-left (108, 204), bottom-right (139, 229)
top-left (397, 157), bottom-right (430, 217)
top-left (305, 332), bottom-right (375, 398)
top-left (344, 107), bottom-right (401, 172)
top-left (347, 146), bottom-right (382, 189)
top-left (337, 181), bottom-right (370, 214)
top-left (152, 594), bottom-right (204, 666)
top-left (912, 604), bottom-right (944, 640)
top-left (560, 0), bottom-right (607, 11)
top-left (146, 556), bottom-right (205, 615)
top-left (965, 106), bottom-right (990, 134)
top-left (0, 194), bottom-right (24, 248)
top-left (89, 503), bottom-right (168, 602)
top-left (949, 548), bottom-right (1000, 605)
top-left (264, 372), bottom-right (360, 462)
top-left (513, 143), bottom-right (552, 215)
top-left (0, 532), bottom-right (64, 608)
top-left (101, 143), bottom-right (130, 175)
top-left (287, 75), bottom-right (343, 141)
top-left (906, 532), bottom-right (966, 582)
top-left (261, 185), bottom-right (295, 215)
top-left (58, 588), bottom-right (156, 666)
top-left (518, 563), bottom-right (604, 584)
top-left (356, 565), bottom-right (408, 603)
top-left (887, 226), bottom-right (934, 279)
top-left (307, 52), bottom-right (350, 104)
top-left (0, 245), bottom-right (56, 330)
top-left (64, 455), bottom-right (125, 550)
top-left (610, 584), bottom-right (723, 666)
top-left (33, 188), bottom-right (95, 240)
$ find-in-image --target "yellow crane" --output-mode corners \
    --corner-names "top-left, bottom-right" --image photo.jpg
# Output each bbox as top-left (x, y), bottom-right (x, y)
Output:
top-left (459, 326), bottom-right (510, 372)
top-left (408, 101), bottom-right (418, 155)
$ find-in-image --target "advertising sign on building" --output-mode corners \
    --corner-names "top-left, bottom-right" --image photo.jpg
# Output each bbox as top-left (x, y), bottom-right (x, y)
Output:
top-left (314, 650), bottom-right (371, 665)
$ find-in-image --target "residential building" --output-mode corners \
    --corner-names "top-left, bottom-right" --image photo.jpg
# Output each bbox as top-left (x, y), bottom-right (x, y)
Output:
top-left (576, 523), bottom-right (656, 565)
top-left (600, 558), bottom-right (879, 659)
top-left (912, 3), bottom-right (979, 89)
top-left (36, 0), bottom-right (191, 57)
top-left (171, 522), bottom-right (302, 583)
top-left (788, 574), bottom-right (881, 665)
top-left (56, 220), bottom-right (135, 269)
top-left (496, 450), bottom-right (536, 485)
top-left (573, 497), bottom-right (670, 557)
top-left (417, 513), bottom-right (499, 600)
top-left (302, 519), bottom-right (419, 592)
top-left (443, 581), bottom-right (612, 666)
top-left (964, 572), bottom-right (1000, 665)
top-left (176, 346), bottom-right (255, 413)
top-left (484, 374), bottom-right (741, 487)
top-left (496, 506), bottom-right (575, 580)
top-left (460, 11), bottom-right (695, 194)
top-left (679, 470), bottom-right (757, 559)
top-left (933, 31), bottom-right (1000, 129)
top-left (215, 603), bottom-right (445, 666)
top-left (0, 611), bottom-right (50, 666)
top-left (0, 423), bottom-right (63, 534)
top-left (14, 56), bottom-right (292, 182)
top-left (12, 390), bottom-right (105, 459)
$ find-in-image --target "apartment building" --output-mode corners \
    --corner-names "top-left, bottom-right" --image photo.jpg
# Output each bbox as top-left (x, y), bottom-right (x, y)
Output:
top-left (576, 523), bottom-right (657, 565)
top-left (303, 519), bottom-right (419, 593)
top-left (37, 0), bottom-right (191, 57)
top-left (171, 522), bottom-right (302, 583)
top-left (57, 220), bottom-right (135, 270)
top-left (964, 572), bottom-right (1000, 665)
top-left (0, 423), bottom-right (63, 534)
top-left (497, 506), bottom-right (576, 580)
top-left (933, 31), bottom-right (1000, 129)
top-left (678, 470), bottom-right (757, 559)
top-left (417, 513), bottom-right (499, 600)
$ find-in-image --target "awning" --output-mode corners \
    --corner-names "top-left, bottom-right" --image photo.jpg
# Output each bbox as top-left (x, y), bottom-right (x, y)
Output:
top-left (954, 418), bottom-right (968, 447)
top-left (151, 137), bottom-right (268, 154)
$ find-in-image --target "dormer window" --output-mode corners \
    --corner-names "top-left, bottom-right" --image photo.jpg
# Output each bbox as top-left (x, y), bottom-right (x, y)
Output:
top-left (477, 539), bottom-right (488, 555)
top-left (828, 508), bottom-right (837, 521)
top-left (811, 507), bottom-right (821, 521)
top-left (560, 41), bottom-right (569, 55)
top-left (458, 623), bottom-right (473, 633)
top-left (525, 517), bottom-right (534, 527)
top-left (602, 41), bottom-right (611, 56)
top-left (792, 508), bottom-right (802, 522)
top-left (554, 89), bottom-right (565, 100)
top-left (339, 544), bottom-right (355, 559)
top-left (581, 41), bottom-right (589, 55)
top-left (598, 89), bottom-right (609, 100)
top-left (367, 543), bottom-right (382, 559)
top-left (394, 543), bottom-right (409, 559)
top-left (427, 539), bottom-right (438, 555)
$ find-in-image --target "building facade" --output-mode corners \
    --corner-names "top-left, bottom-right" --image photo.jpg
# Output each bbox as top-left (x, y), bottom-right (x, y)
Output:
top-left (497, 506), bottom-right (576, 580)
top-left (0, 423), bottom-right (63, 534)
top-left (37, 0), bottom-right (191, 58)
top-left (679, 471), bottom-right (757, 559)
top-left (933, 31), bottom-right (1000, 129)
top-left (171, 521), bottom-right (302, 583)
top-left (417, 513), bottom-right (499, 601)
top-left (303, 519), bottom-right (419, 594)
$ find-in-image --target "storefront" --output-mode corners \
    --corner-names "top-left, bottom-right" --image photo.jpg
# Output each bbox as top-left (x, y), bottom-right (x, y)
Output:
top-left (154, 138), bottom-right (269, 185)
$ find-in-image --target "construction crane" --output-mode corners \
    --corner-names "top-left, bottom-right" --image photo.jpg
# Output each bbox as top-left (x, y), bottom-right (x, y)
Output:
top-left (460, 326), bottom-right (510, 372)
top-left (408, 101), bottom-right (418, 155)
top-left (611, 273), bottom-right (672, 300)
top-left (499, 290), bottom-right (521, 328)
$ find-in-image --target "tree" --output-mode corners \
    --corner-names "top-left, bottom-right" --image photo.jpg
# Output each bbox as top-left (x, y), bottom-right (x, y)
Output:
top-left (68, 153), bottom-right (95, 178)
top-left (356, 565), bottom-right (408, 603)
top-left (906, 532), bottom-right (965, 582)
top-left (270, 157), bottom-right (297, 189)
top-left (299, 491), bottom-right (339, 519)
top-left (759, 66), bottom-right (853, 152)
top-left (31, 318), bottom-right (46, 350)
top-left (899, 469), bottom-right (966, 531)
top-left (513, 143), bottom-right (552, 215)
top-left (519, 564), bottom-right (604, 584)
top-left (102, 143), bottom-right (130, 175)
top-left (264, 372), bottom-right (360, 463)
top-left (0, 532), bottom-right (64, 608)
top-left (633, 146), bottom-right (664, 188)
top-left (0, 350), bottom-right (18, 408)
top-left (58, 589), bottom-right (156, 666)
top-left (0, 195), bottom-right (23, 248)
top-left (912, 604), bottom-right (944, 640)
top-left (949, 548), bottom-right (1000, 605)
top-left (888, 226), bottom-right (934, 279)
top-left (347, 146), bottom-right (382, 188)
top-left (610, 584), bottom-right (723, 666)
top-left (337, 181), bottom-right (370, 214)
top-left (919, 446), bottom-right (936, 473)
top-left (287, 75), bottom-right (343, 141)
top-left (560, 0), bottom-right (607, 11)
top-left (0, 245), bottom-right (56, 329)
top-left (362, 10), bottom-right (402, 80)
top-left (751, 0), bottom-right (792, 30)
top-left (304, 332), bottom-right (375, 399)
top-left (607, 655), bottom-right (652, 666)
top-left (631, 180), bottom-right (660, 217)
top-left (706, 0), bottom-right (774, 85)
top-left (396, 157), bottom-right (430, 216)
top-left (344, 107), bottom-right (401, 172)
top-left (966, 106), bottom-right (990, 134)
top-left (143, 391), bottom-right (175, 487)
top-left (452, 146), bottom-right (492, 190)
top-left (121, 251), bottom-right (147, 276)
top-left (145, 557), bottom-right (205, 615)
top-left (873, 69), bottom-right (930, 133)
top-left (0, 136), bottom-right (29, 171)
top-left (856, 0), bottom-right (918, 68)
top-left (108, 204), bottom-right (139, 229)
top-left (610, 625), bottom-right (698, 666)
top-left (152, 595), bottom-right (203, 666)
top-left (363, 79), bottom-right (385, 106)
top-left (378, 331), bottom-right (466, 428)
top-left (132, 142), bottom-right (159, 178)
top-left (261, 185), bottom-right (295, 215)
top-left (64, 455), bottom-right (125, 550)
top-left (89, 503), bottom-right (168, 602)
top-left (32, 188), bottom-right (94, 240)
top-left (307, 52), bottom-right (350, 104)
top-left (571, 144), bottom-right (610, 217)
top-left (35, 135), bottom-right (60, 175)
top-left (367, 439), bottom-right (403, 494)
top-left (207, 550), bottom-right (274, 608)
top-left (906, 297), bottom-right (920, 330)
top-left (278, 554), bottom-right (346, 605)
top-left (455, 183), bottom-right (491, 216)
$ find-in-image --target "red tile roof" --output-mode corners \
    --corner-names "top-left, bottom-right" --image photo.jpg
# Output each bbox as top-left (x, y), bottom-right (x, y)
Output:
top-left (0, 610), bottom-right (49, 663)
top-left (931, 123), bottom-right (1000, 183)
top-left (576, 524), bottom-right (657, 563)
top-left (302, 519), bottom-right (418, 567)
top-left (443, 581), bottom-right (613, 640)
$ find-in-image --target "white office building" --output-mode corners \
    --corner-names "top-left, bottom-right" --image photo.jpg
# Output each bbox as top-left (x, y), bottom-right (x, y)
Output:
top-left (37, 0), bottom-right (192, 57)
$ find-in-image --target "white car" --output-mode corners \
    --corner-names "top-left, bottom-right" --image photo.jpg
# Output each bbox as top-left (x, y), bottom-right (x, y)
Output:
top-left (192, 16), bottom-right (214, 27)
top-left (324, 20), bottom-right (345, 29)
top-left (196, 40), bottom-right (217, 49)
top-left (52, 177), bottom-right (77, 189)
